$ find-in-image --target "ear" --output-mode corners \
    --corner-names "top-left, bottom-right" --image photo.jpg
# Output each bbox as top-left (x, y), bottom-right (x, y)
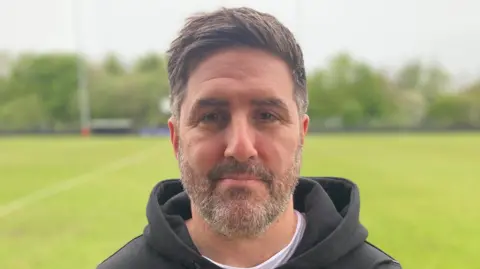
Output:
top-left (300, 114), bottom-right (309, 146)
top-left (168, 116), bottom-right (179, 159)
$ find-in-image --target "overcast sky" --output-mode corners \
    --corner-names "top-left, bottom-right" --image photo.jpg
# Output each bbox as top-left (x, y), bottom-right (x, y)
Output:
top-left (1, 0), bottom-right (480, 83)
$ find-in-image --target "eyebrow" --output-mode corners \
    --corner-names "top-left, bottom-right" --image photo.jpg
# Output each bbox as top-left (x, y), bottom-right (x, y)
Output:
top-left (193, 97), bottom-right (288, 109)
top-left (251, 98), bottom-right (289, 111)
top-left (196, 98), bottom-right (229, 108)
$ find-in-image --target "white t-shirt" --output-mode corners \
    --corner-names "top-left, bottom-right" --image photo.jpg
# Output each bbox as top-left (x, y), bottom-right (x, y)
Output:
top-left (203, 210), bottom-right (307, 269)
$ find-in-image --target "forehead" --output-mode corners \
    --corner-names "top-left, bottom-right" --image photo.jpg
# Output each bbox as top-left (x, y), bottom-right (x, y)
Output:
top-left (182, 48), bottom-right (295, 110)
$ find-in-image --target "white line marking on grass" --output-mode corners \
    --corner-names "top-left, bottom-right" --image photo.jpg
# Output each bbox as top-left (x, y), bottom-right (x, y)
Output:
top-left (0, 146), bottom-right (158, 219)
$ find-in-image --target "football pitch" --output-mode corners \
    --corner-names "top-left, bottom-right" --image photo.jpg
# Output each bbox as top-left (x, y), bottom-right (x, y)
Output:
top-left (0, 134), bottom-right (478, 269)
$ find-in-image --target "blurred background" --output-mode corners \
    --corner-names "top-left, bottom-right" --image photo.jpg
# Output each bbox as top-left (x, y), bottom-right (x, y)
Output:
top-left (0, 0), bottom-right (478, 268)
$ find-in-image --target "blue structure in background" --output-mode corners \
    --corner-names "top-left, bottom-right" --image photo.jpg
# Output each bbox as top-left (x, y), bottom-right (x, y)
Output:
top-left (138, 127), bottom-right (170, 137)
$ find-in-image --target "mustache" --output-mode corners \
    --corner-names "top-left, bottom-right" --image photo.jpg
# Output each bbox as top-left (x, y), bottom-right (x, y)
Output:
top-left (207, 159), bottom-right (273, 183)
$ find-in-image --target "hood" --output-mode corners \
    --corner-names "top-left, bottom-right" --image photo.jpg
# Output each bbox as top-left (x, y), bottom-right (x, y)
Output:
top-left (143, 177), bottom-right (368, 269)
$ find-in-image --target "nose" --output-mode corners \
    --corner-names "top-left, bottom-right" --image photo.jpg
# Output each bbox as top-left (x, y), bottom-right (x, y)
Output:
top-left (224, 116), bottom-right (258, 162)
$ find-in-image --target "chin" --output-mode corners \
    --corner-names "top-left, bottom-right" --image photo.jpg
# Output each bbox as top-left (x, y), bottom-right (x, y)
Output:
top-left (208, 198), bottom-right (278, 239)
top-left (216, 184), bottom-right (268, 202)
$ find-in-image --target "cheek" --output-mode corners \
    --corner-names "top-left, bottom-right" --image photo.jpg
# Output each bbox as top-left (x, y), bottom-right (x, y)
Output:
top-left (183, 134), bottom-right (225, 174)
top-left (257, 129), bottom-right (300, 173)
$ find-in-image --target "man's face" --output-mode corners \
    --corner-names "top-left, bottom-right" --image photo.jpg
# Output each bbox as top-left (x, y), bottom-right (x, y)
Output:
top-left (168, 48), bottom-right (309, 238)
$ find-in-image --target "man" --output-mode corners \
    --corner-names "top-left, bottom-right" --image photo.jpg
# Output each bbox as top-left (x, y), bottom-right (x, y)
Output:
top-left (98, 7), bottom-right (401, 269)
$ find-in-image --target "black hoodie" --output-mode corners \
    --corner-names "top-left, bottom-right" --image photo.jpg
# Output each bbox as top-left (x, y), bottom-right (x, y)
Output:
top-left (97, 177), bottom-right (401, 269)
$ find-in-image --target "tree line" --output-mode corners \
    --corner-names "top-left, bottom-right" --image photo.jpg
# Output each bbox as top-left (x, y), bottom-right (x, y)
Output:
top-left (0, 51), bottom-right (479, 131)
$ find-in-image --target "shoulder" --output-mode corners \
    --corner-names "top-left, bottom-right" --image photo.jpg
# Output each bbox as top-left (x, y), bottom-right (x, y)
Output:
top-left (360, 242), bottom-right (402, 269)
top-left (374, 261), bottom-right (402, 269)
top-left (333, 241), bottom-right (402, 269)
top-left (96, 235), bottom-right (169, 269)
top-left (96, 235), bottom-right (145, 269)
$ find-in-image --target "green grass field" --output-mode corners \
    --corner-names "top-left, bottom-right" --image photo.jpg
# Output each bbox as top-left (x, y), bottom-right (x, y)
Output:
top-left (0, 134), bottom-right (478, 269)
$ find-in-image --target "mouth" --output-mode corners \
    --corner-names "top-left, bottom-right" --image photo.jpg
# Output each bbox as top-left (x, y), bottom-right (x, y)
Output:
top-left (220, 174), bottom-right (259, 181)
top-left (216, 174), bottom-right (264, 188)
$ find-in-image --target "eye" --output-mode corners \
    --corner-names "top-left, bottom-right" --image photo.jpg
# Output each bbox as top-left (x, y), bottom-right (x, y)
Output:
top-left (200, 112), bottom-right (220, 123)
top-left (199, 111), bottom-right (230, 125)
top-left (258, 112), bottom-right (278, 122)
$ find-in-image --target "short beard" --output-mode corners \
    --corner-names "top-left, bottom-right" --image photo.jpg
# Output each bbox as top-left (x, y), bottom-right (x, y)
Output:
top-left (177, 139), bottom-right (303, 239)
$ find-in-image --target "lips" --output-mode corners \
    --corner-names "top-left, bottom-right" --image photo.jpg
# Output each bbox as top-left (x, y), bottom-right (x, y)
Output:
top-left (221, 174), bottom-right (259, 181)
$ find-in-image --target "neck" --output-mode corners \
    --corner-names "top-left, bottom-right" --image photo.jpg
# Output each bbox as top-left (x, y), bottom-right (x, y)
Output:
top-left (186, 199), bottom-right (298, 268)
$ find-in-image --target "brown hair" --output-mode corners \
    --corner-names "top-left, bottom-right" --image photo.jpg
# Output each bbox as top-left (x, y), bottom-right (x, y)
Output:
top-left (167, 7), bottom-right (307, 118)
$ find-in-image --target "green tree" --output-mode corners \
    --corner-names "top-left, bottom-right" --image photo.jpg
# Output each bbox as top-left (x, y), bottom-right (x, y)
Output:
top-left (461, 80), bottom-right (480, 127)
top-left (102, 53), bottom-right (125, 76)
top-left (421, 63), bottom-right (451, 103)
top-left (0, 50), bottom-right (476, 131)
top-left (133, 52), bottom-right (167, 74)
top-left (8, 53), bottom-right (79, 125)
top-left (395, 60), bottom-right (423, 90)
top-left (0, 77), bottom-right (8, 105)
top-left (308, 53), bottom-right (397, 128)
top-left (425, 94), bottom-right (472, 128)
top-left (0, 94), bottom-right (48, 130)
